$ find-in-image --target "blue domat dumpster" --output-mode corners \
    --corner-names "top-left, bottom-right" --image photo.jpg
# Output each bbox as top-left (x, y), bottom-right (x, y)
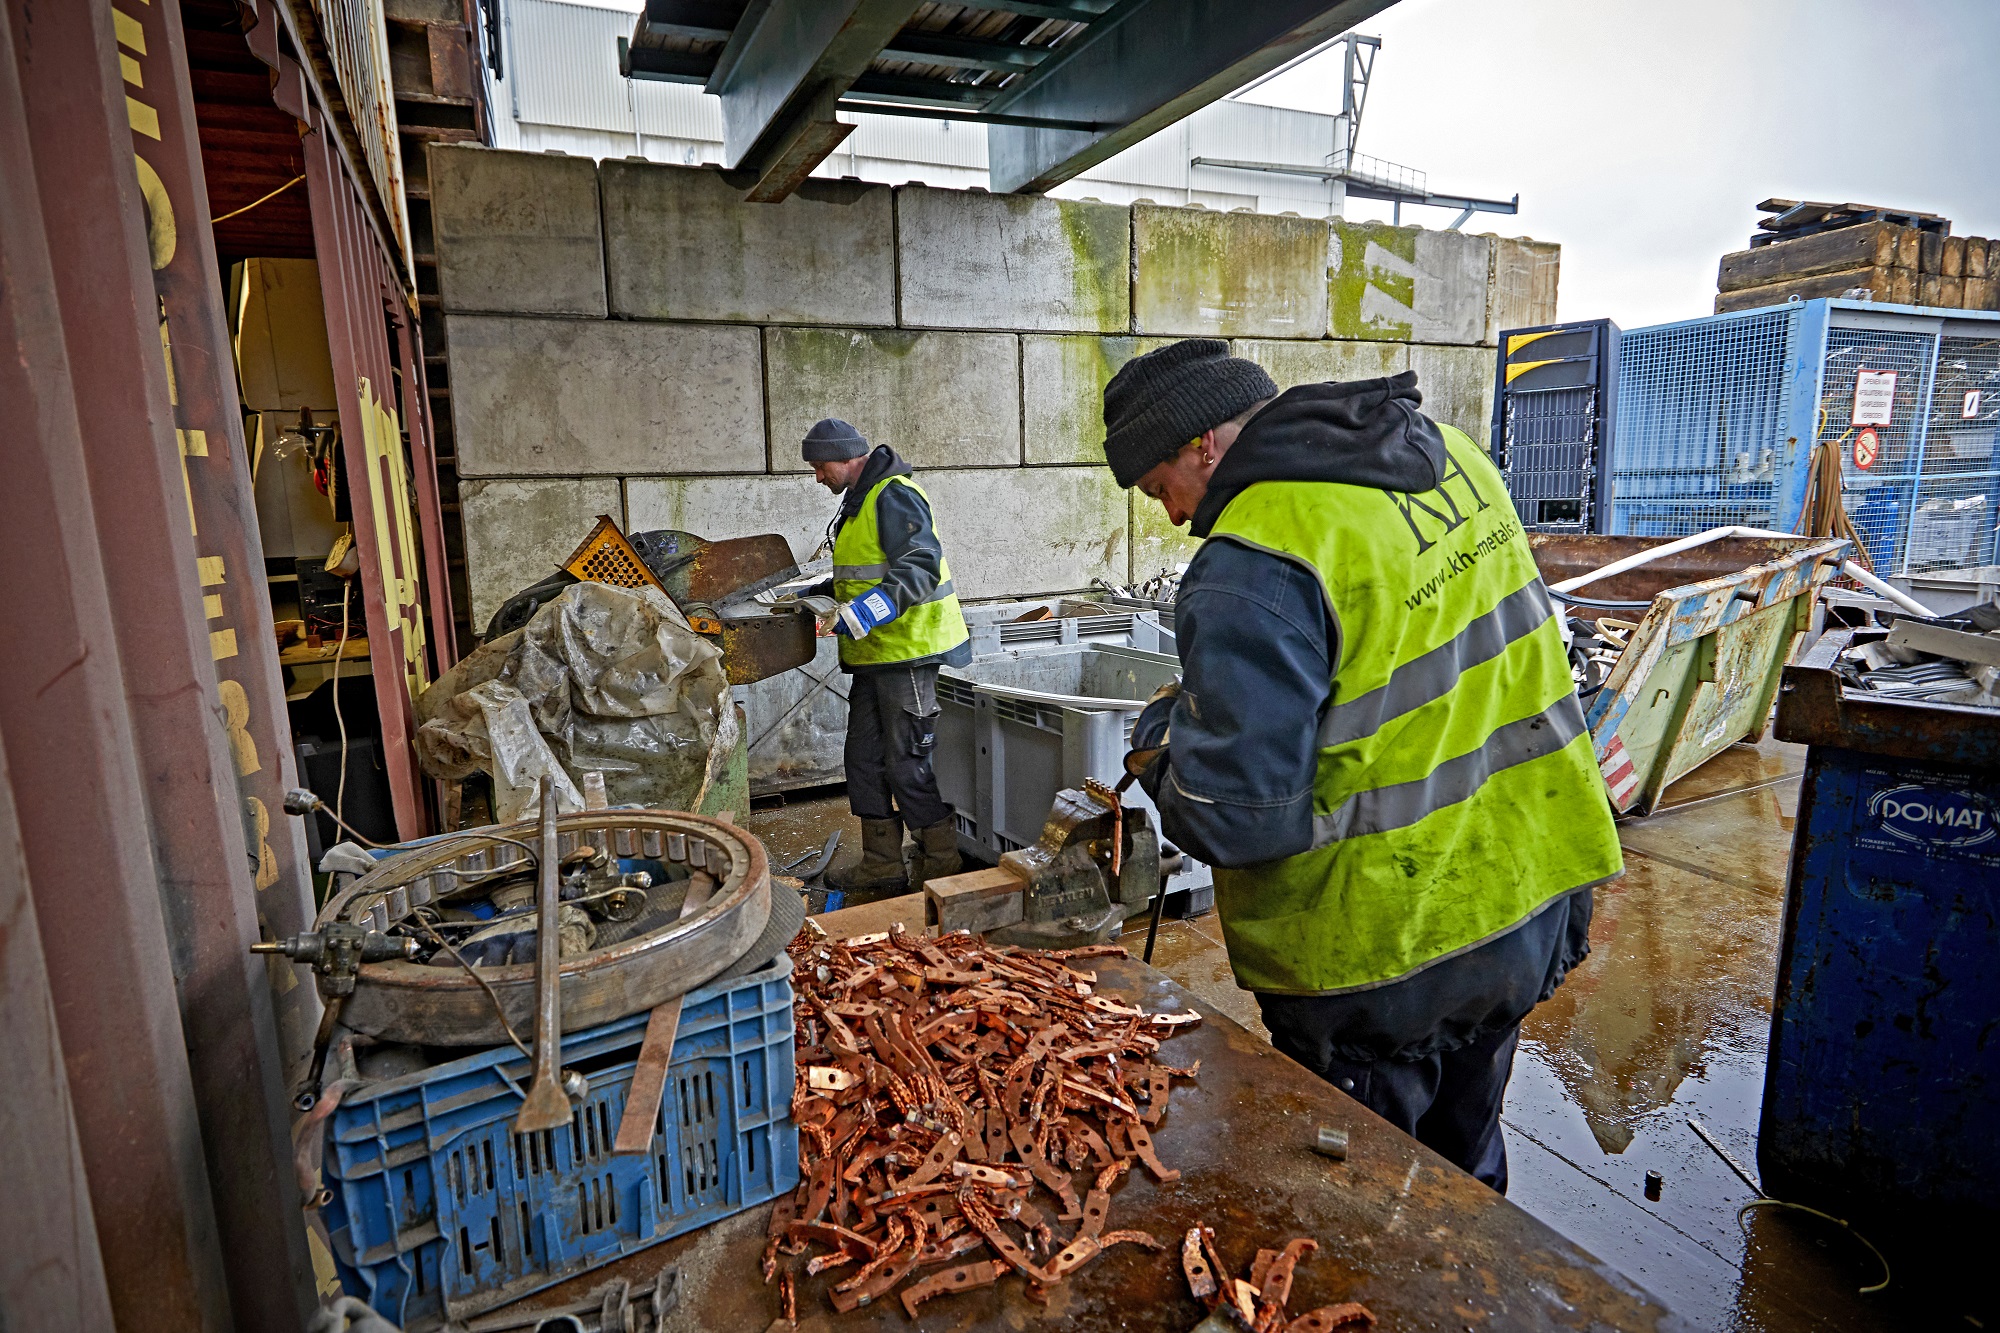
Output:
top-left (1763, 627), bottom-right (2000, 1249)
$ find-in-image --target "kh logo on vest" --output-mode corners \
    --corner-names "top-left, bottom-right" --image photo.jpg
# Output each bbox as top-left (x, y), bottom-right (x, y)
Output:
top-left (1866, 783), bottom-right (1996, 849)
top-left (1392, 450), bottom-right (1495, 555)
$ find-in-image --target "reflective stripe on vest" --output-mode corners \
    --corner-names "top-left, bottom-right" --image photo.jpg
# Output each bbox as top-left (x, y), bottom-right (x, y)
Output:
top-left (1201, 424), bottom-right (1623, 995)
top-left (831, 474), bottom-right (970, 667)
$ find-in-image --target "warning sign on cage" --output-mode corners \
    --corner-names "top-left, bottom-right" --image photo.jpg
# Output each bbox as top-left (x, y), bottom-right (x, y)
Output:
top-left (1853, 426), bottom-right (1881, 470)
top-left (1964, 389), bottom-right (1983, 419)
top-left (1853, 369), bottom-right (1898, 425)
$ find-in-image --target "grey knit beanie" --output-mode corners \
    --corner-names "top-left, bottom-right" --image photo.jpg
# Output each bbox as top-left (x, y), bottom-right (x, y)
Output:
top-left (801, 418), bottom-right (869, 462)
top-left (1101, 340), bottom-right (1280, 488)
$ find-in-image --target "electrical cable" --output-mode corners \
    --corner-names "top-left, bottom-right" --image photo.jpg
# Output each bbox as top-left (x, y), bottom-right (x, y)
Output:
top-left (334, 578), bottom-right (352, 830)
top-left (411, 915), bottom-right (534, 1060)
top-left (1690, 1116), bottom-right (1891, 1295)
top-left (211, 173), bottom-right (304, 224)
top-left (1736, 1199), bottom-right (1891, 1295)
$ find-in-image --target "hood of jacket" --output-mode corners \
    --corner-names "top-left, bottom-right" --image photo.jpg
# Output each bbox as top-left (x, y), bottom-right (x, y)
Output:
top-left (1189, 370), bottom-right (1447, 538)
top-left (835, 445), bottom-right (914, 526)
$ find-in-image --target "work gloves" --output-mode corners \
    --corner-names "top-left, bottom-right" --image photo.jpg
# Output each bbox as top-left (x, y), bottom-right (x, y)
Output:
top-left (835, 587), bottom-right (900, 639)
top-left (1123, 680), bottom-right (1179, 799)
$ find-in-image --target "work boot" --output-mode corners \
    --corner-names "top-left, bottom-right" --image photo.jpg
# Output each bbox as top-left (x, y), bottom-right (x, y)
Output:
top-left (907, 819), bottom-right (962, 891)
top-left (826, 818), bottom-right (907, 895)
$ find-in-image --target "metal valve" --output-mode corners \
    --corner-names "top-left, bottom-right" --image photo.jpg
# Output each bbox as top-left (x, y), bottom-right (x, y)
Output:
top-left (252, 922), bottom-right (416, 998)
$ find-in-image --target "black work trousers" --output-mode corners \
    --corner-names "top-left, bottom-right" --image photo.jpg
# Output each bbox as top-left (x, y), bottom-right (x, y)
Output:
top-left (1255, 999), bottom-right (1521, 1192)
top-left (844, 663), bottom-right (949, 830)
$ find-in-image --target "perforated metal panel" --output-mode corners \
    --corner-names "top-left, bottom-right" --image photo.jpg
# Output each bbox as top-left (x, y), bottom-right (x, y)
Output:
top-left (1611, 307), bottom-right (1802, 537)
top-left (561, 515), bottom-right (663, 592)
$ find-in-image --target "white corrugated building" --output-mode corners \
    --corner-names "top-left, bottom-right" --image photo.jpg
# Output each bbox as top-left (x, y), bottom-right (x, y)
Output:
top-left (490, 0), bottom-right (1351, 215)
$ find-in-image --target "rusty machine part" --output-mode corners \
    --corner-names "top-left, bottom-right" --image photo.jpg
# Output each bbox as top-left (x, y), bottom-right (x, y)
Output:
top-left (926, 781), bottom-right (1162, 950)
top-left (306, 809), bottom-right (772, 1046)
top-left (767, 923), bottom-right (1201, 1319)
top-left (1181, 1227), bottom-right (1375, 1332)
top-left (252, 922), bottom-right (418, 1106)
top-left (487, 525), bottom-right (817, 684)
top-left (671, 534), bottom-right (818, 686)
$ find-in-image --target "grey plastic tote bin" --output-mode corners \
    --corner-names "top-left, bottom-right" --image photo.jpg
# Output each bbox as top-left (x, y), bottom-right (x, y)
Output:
top-left (935, 643), bottom-right (1211, 907)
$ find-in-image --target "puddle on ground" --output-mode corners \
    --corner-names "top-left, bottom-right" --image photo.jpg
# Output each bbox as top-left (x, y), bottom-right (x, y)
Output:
top-left (1506, 743), bottom-right (1939, 1331)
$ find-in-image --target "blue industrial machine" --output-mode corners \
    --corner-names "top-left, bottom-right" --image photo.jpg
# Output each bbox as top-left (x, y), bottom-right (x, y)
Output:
top-left (1613, 299), bottom-right (2000, 575)
top-left (1763, 627), bottom-right (1998, 1248)
top-left (1490, 318), bottom-right (1619, 532)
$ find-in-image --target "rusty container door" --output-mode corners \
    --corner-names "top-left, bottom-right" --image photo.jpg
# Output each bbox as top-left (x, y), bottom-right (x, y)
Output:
top-left (303, 97), bottom-right (438, 839)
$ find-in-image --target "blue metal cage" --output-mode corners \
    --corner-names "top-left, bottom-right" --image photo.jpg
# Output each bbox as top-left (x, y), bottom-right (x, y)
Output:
top-left (1611, 299), bottom-right (2000, 575)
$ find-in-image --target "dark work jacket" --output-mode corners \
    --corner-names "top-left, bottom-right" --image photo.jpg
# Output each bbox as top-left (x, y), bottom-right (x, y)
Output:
top-left (819, 446), bottom-right (972, 674)
top-left (1132, 372), bottom-right (1595, 1060)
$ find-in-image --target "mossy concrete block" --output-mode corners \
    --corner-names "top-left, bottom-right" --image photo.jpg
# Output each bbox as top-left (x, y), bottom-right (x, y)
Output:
top-left (1409, 343), bottom-right (1497, 445)
top-left (1128, 490), bottom-right (1201, 587)
top-left (1021, 335), bottom-right (1176, 465)
top-left (459, 477), bottom-right (623, 630)
top-left (766, 327), bottom-right (1020, 471)
top-left (1487, 236), bottom-right (1561, 343)
top-left (1132, 204), bottom-right (1330, 339)
top-left (449, 315), bottom-right (763, 477)
top-left (1330, 222), bottom-right (1492, 345)
top-left (601, 162), bottom-right (894, 326)
top-left (897, 186), bottom-right (1130, 333)
top-left (624, 473), bottom-right (832, 569)
top-left (430, 145), bottom-right (605, 317)
top-left (1231, 339), bottom-right (1409, 392)
top-left (922, 466), bottom-right (1128, 598)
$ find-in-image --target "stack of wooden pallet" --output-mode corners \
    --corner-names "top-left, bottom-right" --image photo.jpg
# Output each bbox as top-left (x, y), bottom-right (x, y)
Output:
top-left (1715, 200), bottom-right (1999, 314)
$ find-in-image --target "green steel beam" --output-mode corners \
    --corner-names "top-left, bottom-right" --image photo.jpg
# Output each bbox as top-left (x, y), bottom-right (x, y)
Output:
top-left (985, 0), bottom-right (1398, 194)
top-left (709, 0), bottom-right (920, 187)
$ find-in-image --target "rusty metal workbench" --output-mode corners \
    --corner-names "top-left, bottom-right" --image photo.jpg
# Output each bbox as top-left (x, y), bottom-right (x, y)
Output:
top-left (507, 951), bottom-right (1685, 1333)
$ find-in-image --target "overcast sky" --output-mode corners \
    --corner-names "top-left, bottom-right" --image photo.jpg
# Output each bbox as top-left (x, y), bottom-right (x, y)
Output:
top-left (1239, 0), bottom-right (2000, 329)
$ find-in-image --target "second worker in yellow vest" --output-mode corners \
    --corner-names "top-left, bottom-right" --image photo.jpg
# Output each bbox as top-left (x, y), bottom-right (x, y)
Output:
top-left (1101, 341), bottom-right (1623, 1192)
top-left (801, 418), bottom-right (971, 897)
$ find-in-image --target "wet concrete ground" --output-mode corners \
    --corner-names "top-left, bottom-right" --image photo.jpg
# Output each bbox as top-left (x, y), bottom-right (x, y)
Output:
top-left (747, 742), bottom-right (1938, 1331)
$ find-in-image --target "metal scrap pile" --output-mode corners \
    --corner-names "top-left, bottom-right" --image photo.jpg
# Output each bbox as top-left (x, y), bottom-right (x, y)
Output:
top-left (1180, 1227), bottom-right (1375, 1332)
top-left (1840, 611), bottom-right (2000, 708)
top-left (765, 923), bottom-right (1202, 1318)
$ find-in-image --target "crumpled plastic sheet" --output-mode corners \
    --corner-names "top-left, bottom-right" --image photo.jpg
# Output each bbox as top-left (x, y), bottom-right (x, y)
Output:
top-left (415, 582), bottom-right (739, 822)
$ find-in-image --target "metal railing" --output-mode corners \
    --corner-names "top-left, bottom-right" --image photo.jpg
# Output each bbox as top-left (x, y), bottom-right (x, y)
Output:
top-left (1327, 148), bottom-right (1425, 196)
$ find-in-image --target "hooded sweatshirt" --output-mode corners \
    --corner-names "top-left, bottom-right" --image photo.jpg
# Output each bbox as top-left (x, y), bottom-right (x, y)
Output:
top-left (1133, 374), bottom-right (1591, 1059)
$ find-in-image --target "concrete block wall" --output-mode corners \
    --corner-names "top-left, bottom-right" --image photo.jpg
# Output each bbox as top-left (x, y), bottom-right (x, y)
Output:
top-left (432, 146), bottom-right (1558, 629)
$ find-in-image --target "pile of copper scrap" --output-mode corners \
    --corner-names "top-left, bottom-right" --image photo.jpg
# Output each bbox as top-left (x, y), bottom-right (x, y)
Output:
top-left (1181, 1227), bottom-right (1375, 1332)
top-left (765, 923), bottom-right (1204, 1319)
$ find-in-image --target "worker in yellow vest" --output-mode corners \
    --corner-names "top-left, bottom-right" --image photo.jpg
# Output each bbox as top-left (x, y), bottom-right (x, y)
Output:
top-left (1102, 341), bottom-right (1622, 1191)
top-left (802, 419), bottom-right (971, 896)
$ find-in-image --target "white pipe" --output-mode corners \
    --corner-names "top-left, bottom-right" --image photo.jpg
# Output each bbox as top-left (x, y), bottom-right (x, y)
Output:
top-left (1838, 561), bottom-right (1939, 618)
top-left (1549, 526), bottom-right (1798, 593)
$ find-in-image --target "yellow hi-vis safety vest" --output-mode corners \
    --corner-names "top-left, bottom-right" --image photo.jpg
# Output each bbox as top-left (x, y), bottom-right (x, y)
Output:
top-left (1202, 424), bottom-right (1623, 995)
top-left (831, 474), bottom-right (969, 668)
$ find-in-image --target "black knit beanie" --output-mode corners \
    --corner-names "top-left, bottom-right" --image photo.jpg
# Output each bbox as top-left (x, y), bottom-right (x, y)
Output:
top-left (801, 418), bottom-right (869, 462)
top-left (1101, 339), bottom-right (1280, 488)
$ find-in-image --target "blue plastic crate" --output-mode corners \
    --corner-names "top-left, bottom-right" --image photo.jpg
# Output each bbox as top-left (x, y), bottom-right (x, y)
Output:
top-left (321, 955), bottom-right (797, 1330)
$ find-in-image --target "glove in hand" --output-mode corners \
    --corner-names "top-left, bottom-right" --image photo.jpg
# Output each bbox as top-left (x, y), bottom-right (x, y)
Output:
top-left (835, 588), bottom-right (899, 639)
